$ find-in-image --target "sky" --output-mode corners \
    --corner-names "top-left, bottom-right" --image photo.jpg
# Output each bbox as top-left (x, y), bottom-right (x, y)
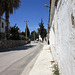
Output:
top-left (4, 0), bottom-right (49, 33)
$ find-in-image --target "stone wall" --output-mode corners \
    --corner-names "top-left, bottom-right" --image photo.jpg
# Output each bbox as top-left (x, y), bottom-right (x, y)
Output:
top-left (0, 40), bottom-right (25, 50)
top-left (50, 0), bottom-right (75, 75)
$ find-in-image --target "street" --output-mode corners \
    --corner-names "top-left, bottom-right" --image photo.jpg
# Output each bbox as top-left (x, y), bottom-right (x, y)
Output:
top-left (0, 42), bottom-right (43, 75)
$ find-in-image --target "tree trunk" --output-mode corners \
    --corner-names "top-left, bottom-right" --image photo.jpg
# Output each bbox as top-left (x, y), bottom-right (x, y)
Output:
top-left (0, 2), bottom-right (1, 39)
top-left (5, 7), bottom-right (9, 40)
top-left (0, 16), bottom-right (1, 40)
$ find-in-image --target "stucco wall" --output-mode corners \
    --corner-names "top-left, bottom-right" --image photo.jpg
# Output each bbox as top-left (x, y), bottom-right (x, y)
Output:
top-left (50, 0), bottom-right (75, 75)
top-left (0, 40), bottom-right (25, 50)
top-left (0, 18), bottom-right (6, 33)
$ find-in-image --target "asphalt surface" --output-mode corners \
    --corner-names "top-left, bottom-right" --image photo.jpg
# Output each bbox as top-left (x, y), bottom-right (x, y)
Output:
top-left (0, 42), bottom-right (43, 75)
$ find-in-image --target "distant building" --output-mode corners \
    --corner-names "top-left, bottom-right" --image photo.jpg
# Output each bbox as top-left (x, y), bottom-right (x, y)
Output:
top-left (39, 35), bottom-right (42, 41)
top-left (0, 18), bottom-right (10, 40)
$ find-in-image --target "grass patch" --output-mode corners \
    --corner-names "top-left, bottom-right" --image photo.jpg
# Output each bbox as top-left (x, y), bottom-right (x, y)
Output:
top-left (53, 64), bottom-right (59, 75)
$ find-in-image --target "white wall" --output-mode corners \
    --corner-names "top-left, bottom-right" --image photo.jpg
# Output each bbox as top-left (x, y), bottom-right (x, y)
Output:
top-left (0, 18), bottom-right (6, 33)
top-left (39, 35), bottom-right (42, 41)
top-left (50, 0), bottom-right (75, 75)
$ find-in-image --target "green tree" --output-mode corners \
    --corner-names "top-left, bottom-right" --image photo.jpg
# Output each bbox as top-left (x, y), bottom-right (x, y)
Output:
top-left (9, 24), bottom-right (20, 40)
top-left (38, 19), bottom-right (47, 41)
top-left (0, 0), bottom-right (21, 39)
top-left (25, 25), bottom-right (30, 38)
top-left (21, 32), bottom-right (25, 36)
top-left (0, 0), bottom-right (5, 17)
top-left (30, 31), bottom-right (39, 41)
top-left (20, 32), bottom-right (25, 40)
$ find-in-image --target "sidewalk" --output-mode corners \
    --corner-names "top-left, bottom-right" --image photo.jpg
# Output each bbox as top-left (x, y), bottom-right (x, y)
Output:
top-left (29, 44), bottom-right (54, 75)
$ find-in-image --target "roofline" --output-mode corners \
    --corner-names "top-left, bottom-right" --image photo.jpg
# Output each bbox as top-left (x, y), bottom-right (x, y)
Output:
top-left (0, 17), bottom-right (10, 24)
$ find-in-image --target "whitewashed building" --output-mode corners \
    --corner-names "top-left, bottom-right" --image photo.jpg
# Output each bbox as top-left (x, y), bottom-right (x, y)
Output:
top-left (0, 18), bottom-right (10, 39)
top-left (49, 0), bottom-right (75, 75)
top-left (39, 35), bottom-right (42, 41)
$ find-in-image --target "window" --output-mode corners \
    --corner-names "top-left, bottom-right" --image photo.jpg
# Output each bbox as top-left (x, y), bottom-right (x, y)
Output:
top-left (2, 22), bottom-right (4, 28)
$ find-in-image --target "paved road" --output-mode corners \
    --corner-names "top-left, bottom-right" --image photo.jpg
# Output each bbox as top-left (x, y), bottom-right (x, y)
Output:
top-left (0, 42), bottom-right (43, 75)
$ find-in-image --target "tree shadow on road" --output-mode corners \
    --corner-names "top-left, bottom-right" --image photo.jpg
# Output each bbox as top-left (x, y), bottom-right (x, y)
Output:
top-left (0, 44), bottom-right (36, 52)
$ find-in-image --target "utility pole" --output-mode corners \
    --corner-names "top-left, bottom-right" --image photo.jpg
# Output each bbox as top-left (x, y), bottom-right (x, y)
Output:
top-left (24, 21), bottom-right (29, 40)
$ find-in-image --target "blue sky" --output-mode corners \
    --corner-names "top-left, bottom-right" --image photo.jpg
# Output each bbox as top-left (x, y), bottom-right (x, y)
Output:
top-left (5, 0), bottom-right (49, 33)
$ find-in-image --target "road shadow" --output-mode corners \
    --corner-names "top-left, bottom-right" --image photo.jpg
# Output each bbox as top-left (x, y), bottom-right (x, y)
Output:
top-left (0, 44), bottom-right (36, 52)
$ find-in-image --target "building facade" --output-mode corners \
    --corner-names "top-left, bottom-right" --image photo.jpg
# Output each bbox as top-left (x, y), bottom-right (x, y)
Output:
top-left (49, 0), bottom-right (75, 75)
top-left (0, 18), bottom-right (6, 39)
top-left (0, 18), bottom-right (10, 40)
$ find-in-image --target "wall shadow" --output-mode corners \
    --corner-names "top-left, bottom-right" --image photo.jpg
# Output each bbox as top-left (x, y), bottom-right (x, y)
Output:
top-left (0, 44), bottom-right (36, 52)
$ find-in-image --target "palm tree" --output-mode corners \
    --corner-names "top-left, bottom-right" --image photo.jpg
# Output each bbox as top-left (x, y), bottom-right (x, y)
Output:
top-left (0, 0), bottom-right (5, 39)
top-left (0, 0), bottom-right (21, 39)
top-left (5, 0), bottom-right (21, 39)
